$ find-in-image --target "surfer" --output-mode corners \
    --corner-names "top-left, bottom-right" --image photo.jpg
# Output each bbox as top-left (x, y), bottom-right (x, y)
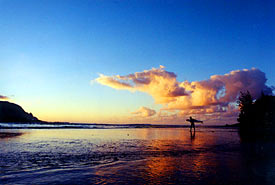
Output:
top-left (186, 116), bottom-right (203, 132)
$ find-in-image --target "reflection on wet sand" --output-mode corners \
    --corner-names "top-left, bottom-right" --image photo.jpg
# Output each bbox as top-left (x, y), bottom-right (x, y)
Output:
top-left (3, 128), bottom-right (274, 184)
top-left (143, 130), bottom-right (219, 184)
top-left (92, 128), bottom-right (242, 184)
top-left (240, 142), bottom-right (275, 184)
top-left (190, 130), bottom-right (195, 141)
top-left (145, 156), bottom-right (177, 184)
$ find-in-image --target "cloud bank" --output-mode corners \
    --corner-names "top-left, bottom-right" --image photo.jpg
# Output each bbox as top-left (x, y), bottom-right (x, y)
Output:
top-left (94, 66), bottom-right (273, 124)
top-left (167, 67), bottom-right (273, 111)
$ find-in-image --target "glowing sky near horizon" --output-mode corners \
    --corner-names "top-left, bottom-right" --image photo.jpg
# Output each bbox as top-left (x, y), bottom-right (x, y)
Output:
top-left (1, 0), bottom-right (274, 124)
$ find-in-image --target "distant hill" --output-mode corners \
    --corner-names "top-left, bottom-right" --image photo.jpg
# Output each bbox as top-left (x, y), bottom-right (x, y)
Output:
top-left (0, 101), bottom-right (39, 123)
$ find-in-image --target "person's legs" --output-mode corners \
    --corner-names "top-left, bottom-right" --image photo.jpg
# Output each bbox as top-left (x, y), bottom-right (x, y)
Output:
top-left (190, 123), bottom-right (194, 132)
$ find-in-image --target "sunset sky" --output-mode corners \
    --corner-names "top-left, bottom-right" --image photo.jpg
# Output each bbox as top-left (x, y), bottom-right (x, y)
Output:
top-left (1, 0), bottom-right (274, 124)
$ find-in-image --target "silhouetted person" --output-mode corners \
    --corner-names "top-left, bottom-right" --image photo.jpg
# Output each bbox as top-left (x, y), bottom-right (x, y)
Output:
top-left (186, 116), bottom-right (203, 132)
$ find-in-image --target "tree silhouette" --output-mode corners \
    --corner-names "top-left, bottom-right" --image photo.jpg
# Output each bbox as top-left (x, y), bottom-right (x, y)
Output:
top-left (237, 91), bottom-right (275, 141)
top-left (237, 91), bottom-right (254, 127)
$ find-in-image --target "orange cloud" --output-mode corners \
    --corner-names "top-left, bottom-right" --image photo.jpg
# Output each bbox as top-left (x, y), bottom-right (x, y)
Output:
top-left (168, 68), bottom-right (273, 110)
top-left (94, 66), bottom-right (273, 124)
top-left (94, 66), bottom-right (189, 103)
top-left (132, 106), bottom-right (156, 117)
top-left (95, 74), bottom-right (133, 90)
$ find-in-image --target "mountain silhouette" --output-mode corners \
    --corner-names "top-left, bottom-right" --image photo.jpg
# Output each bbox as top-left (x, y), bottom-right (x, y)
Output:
top-left (0, 101), bottom-right (39, 123)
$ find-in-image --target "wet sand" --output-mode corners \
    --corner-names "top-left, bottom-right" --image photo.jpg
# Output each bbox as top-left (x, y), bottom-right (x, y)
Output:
top-left (0, 132), bottom-right (23, 138)
top-left (1, 128), bottom-right (275, 184)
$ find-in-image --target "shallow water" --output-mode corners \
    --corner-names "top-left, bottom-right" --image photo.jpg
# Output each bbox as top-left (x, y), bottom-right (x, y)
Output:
top-left (1, 127), bottom-right (275, 184)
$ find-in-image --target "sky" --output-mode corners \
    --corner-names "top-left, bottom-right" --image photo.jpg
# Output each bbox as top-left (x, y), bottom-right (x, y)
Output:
top-left (1, 0), bottom-right (274, 125)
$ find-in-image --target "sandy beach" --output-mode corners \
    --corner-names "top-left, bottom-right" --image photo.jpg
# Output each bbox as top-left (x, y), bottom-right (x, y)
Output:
top-left (1, 127), bottom-right (274, 184)
top-left (0, 132), bottom-right (23, 138)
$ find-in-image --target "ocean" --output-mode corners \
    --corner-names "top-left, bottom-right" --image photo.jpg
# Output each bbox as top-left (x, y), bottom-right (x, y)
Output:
top-left (1, 123), bottom-right (275, 185)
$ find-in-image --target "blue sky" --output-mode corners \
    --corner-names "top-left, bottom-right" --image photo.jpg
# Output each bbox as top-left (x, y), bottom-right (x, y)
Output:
top-left (1, 0), bottom-right (274, 124)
